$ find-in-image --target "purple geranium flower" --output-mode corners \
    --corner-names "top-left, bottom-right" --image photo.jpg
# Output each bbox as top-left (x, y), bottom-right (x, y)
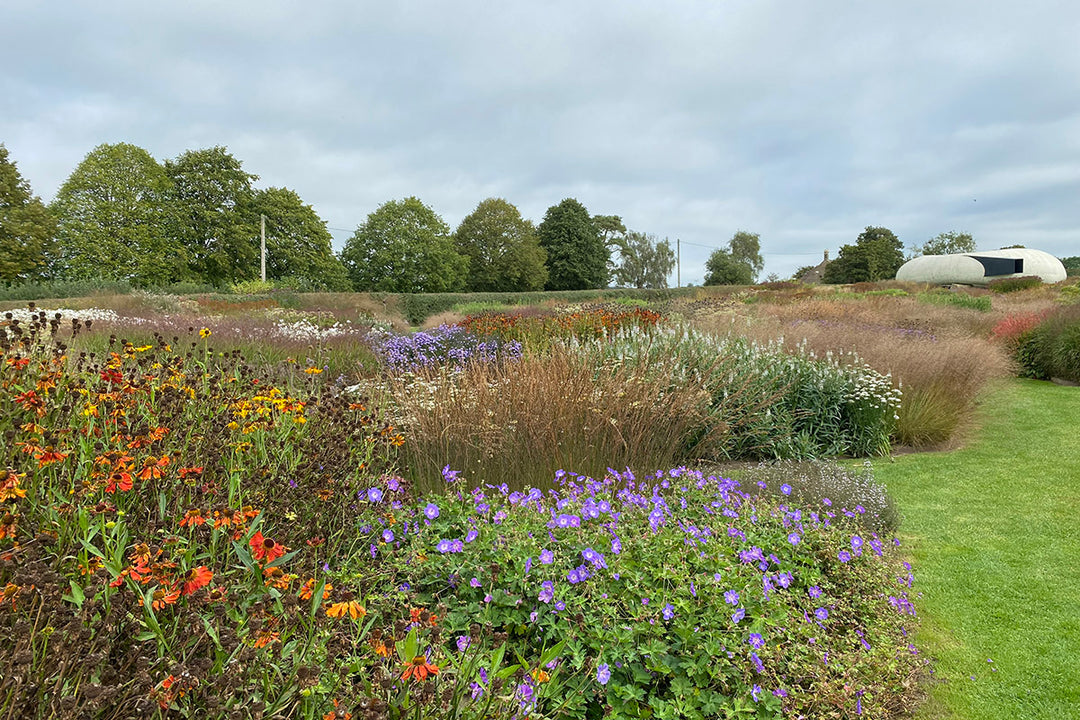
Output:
top-left (815, 607), bottom-right (829, 621)
top-left (381, 529), bottom-right (394, 543)
top-left (748, 633), bottom-right (764, 649)
top-left (724, 590), bottom-right (740, 605)
top-left (540, 549), bottom-right (554, 564)
top-left (663, 603), bottom-right (675, 621)
top-left (425, 503), bottom-right (440, 520)
top-left (367, 487), bottom-right (383, 503)
top-left (732, 607), bottom-right (746, 623)
top-left (596, 663), bottom-right (611, 685)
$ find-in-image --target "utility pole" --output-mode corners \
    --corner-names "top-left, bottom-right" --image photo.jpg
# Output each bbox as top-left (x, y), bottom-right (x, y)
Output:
top-left (677, 238), bottom-right (681, 288)
top-left (260, 214), bottom-right (266, 282)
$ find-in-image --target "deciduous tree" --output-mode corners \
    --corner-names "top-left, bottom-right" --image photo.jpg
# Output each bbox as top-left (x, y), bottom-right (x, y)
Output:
top-left (728, 231), bottom-right (764, 282)
top-left (537, 199), bottom-right (609, 290)
top-left (250, 187), bottom-right (350, 291)
top-left (50, 143), bottom-right (183, 285)
top-left (453, 198), bottom-right (547, 292)
top-left (0, 144), bottom-right (55, 283)
top-left (822, 226), bottom-right (904, 284)
top-left (703, 248), bottom-right (753, 286)
top-left (340, 197), bottom-right (467, 293)
top-left (166, 146), bottom-right (258, 286)
top-left (612, 231), bottom-right (676, 288)
top-left (917, 231), bottom-right (975, 256)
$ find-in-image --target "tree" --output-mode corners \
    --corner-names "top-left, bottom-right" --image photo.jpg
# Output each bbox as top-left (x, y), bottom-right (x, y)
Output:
top-left (1061, 256), bottom-right (1080, 270)
top-left (728, 231), bottom-right (764, 282)
top-left (917, 231), bottom-right (975, 256)
top-left (453, 198), bottom-right (547, 292)
top-left (822, 226), bottom-right (904, 284)
top-left (166, 147), bottom-right (258, 286)
top-left (537, 199), bottom-right (609, 290)
top-left (611, 231), bottom-right (676, 288)
top-left (0, 144), bottom-right (56, 283)
top-left (592, 215), bottom-right (627, 247)
top-left (250, 188), bottom-right (350, 291)
top-left (703, 248), bottom-right (753, 286)
top-left (49, 143), bottom-right (184, 285)
top-left (340, 197), bottom-right (467, 293)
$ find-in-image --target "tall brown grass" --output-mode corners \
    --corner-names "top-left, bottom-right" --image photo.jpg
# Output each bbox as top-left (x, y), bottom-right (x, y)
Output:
top-left (385, 352), bottom-right (712, 492)
top-left (698, 300), bottom-right (1014, 448)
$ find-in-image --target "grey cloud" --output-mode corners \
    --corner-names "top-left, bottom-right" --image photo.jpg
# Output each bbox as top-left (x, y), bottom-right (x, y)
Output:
top-left (3, 0), bottom-right (1080, 284)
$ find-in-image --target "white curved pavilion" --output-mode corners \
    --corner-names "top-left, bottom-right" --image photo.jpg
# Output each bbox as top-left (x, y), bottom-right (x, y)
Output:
top-left (896, 248), bottom-right (1067, 286)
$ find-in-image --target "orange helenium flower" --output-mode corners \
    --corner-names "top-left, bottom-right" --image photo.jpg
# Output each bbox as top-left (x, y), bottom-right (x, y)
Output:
top-left (326, 600), bottom-right (366, 620)
top-left (401, 656), bottom-right (440, 682)
top-left (104, 471), bottom-right (133, 494)
top-left (299, 578), bottom-right (333, 601)
top-left (151, 586), bottom-right (180, 611)
top-left (179, 509), bottom-right (206, 527)
top-left (137, 455), bottom-right (170, 481)
top-left (250, 531), bottom-right (287, 563)
top-left (182, 566), bottom-right (213, 596)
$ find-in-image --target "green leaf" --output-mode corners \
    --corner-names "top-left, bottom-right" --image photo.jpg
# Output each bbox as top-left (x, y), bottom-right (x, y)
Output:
top-left (62, 580), bottom-right (85, 609)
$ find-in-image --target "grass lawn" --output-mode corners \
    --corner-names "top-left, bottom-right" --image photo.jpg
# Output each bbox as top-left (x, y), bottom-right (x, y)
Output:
top-left (872, 379), bottom-right (1080, 720)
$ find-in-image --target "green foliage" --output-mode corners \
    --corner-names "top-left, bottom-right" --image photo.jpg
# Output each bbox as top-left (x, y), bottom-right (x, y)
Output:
top-left (538, 199), bottom-right (610, 290)
top-left (250, 187), bottom-right (351, 291)
top-left (611, 231), bottom-right (676, 288)
top-left (703, 248), bottom-right (753, 286)
top-left (917, 231), bottom-right (976, 256)
top-left (0, 144), bottom-right (56, 283)
top-left (50, 143), bottom-right (184, 286)
top-left (917, 290), bottom-right (992, 312)
top-left (729, 230), bottom-right (764, 281)
top-left (0, 278), bottom-right (134, 301)
top-left (592, 214), bottom-right (627, 247)
top-left (453, 198), bottom-right (547, 292)
top-left (822, 227), bottom-right (905, 284)
top-left (1061, 256), bottom-right (1080, 270)
top-left (353, 467), bottom-right (919, 720)
top-left (1015, 306), bottom-right (1080, 382)
top-left (166, 146), bottom-right (259, 286)
top-left (986, 275), bottom-right (1043, 293)
top-left (340, 197), bottom-right (467, 293)
top-left (578, 327), bottom-right (902, 460)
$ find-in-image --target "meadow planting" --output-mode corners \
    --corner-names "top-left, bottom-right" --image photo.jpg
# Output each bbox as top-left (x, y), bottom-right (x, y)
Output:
top-left (1, 279), bottom-right (1074, 718)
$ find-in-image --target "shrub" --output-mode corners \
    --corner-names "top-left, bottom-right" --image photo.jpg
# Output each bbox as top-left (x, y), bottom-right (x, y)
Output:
top-left (987, 275), bottom-right (1044, 293)
top-left (991, 311), bottom-right (1050, 347)
top-left (0, 278), bottom-right (134, 301)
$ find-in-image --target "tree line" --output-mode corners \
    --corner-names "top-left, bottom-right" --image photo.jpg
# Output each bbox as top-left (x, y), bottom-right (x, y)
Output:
top-left (1, 142), bottom-right (690, 292)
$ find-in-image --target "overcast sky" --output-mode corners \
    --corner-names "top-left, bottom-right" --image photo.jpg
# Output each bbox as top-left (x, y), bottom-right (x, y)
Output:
top-left (3, 0), bottom-right (1079, 283)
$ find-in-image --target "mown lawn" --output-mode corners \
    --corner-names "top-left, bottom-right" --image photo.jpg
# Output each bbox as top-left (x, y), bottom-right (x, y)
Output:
top-left (873, 379), bottom-right (1080, 720)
